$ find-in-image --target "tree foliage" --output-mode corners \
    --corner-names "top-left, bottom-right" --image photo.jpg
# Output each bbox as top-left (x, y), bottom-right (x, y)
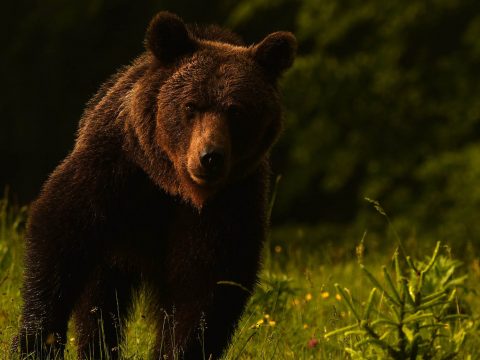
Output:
top-left (228, 0), bottom-right (480, 243)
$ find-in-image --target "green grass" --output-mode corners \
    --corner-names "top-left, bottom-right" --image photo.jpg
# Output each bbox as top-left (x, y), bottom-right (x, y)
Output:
top-left (1, 196), bottom-right (480, 359)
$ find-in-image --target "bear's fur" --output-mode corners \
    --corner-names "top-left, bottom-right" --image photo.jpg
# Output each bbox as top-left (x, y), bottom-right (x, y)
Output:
top-left (13, 12), bottom-right (296, 359)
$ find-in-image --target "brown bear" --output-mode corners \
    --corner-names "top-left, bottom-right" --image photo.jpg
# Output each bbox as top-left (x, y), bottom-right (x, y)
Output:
top-left (13, 11), bottom-right (296, 359)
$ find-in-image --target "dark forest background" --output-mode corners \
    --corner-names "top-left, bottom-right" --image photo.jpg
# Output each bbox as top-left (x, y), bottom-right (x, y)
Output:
top-left (2, 0), bottom-right (480, 244)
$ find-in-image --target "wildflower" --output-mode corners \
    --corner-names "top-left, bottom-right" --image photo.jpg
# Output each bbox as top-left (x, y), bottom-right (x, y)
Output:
top-left (303, 323), bottom-right (309, 329)
top-left (321, 291), bottom-right (330, 299)
top-left (307, 337), bottom-right (319, 349)
top-left (292, 298), bottom-right (300, 306)
top-left (269, 320), bottom-right (276, 327)
top-left (274, 245), bottom-right (282, 253)
top-left (335, 293), bottom-right (342, 301)
top-left (69, 337), bottom-right (75, 343)
top-left (250, 318), bottom-right (265, 329)
top-left (305, 293), bottom-right (313, 301)
top-left (264, 314), bottom-right (270, 319)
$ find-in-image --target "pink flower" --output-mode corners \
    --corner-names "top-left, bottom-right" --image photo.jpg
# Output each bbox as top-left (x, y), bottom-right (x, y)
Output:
top-left (307, 337), bottom-right (319, 349)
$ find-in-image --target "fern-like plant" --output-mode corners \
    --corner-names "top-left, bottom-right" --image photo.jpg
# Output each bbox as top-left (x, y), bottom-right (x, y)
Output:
top-left (326, 240), bottom-right (469, 358)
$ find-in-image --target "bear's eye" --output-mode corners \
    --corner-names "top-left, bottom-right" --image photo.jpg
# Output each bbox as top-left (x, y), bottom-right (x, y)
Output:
top-left (227, 104), bottom-right (243, 120)
top-left (185, 102), bottom-right (198, 119)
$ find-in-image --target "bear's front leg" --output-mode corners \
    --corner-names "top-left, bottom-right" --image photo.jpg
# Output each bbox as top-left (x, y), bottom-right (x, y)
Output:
top-left (187, 225), bottom-right (264, 360)
top-left (157, 170), bottom-right (268, 360)
top-left (193, 172), bottom-right (268, 360)
top-left (13, 238), bottom-right (91, 358)
top-left (12, 151), bottom-right (112, 358)
top-left (73, 266), bottom-right (138, 360)
top-left (183, 284), bottom-right (254, 360)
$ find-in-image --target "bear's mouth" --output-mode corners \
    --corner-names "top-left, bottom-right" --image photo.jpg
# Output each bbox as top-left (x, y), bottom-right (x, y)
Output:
top-left (189, 171), bottom-right (224, 187)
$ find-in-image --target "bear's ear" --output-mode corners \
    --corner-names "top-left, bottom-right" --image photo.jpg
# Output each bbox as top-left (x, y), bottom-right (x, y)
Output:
top-left (145, 12), bottom-right (197, 65)
top-left (252, 31), bottom-right (297, 81)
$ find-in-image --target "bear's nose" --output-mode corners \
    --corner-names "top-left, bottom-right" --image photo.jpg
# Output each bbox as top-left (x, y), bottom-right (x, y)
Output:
top-left (200, 149), bottom-right (225, 176)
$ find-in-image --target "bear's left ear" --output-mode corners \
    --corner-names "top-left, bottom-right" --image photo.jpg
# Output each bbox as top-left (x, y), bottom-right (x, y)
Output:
top-left (252, 31), bottom-right (297, 81)
top-left (145, 11), bottom-right (198, 65)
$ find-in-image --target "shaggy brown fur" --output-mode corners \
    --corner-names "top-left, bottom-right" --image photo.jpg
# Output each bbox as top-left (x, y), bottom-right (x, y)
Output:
top-left (13, 12), bottom-right (296, 359)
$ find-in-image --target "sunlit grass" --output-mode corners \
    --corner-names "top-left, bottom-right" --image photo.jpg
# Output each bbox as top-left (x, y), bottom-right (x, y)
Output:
top-left (0, 195), bottom-right (26, 357)
top-left (1, 197), bottom-right (479, 359)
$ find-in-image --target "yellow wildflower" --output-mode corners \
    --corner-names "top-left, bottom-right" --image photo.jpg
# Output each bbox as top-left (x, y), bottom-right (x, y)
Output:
top-left (251, 318), bottom-right (265, 328)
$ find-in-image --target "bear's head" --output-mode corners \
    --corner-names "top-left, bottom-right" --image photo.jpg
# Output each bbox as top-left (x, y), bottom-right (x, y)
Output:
top-left (143, 12), bottom-right (296, 208)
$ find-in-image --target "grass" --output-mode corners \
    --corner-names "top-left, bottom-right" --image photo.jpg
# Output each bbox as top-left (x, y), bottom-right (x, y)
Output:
top-left (1, 195), bottom-right (480, 359)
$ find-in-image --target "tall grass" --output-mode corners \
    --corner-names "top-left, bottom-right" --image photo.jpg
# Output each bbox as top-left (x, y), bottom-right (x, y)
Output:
top-left (0, 194), bottom-right (27, 356)
top-left (1, 195), bottom-right (479, 359)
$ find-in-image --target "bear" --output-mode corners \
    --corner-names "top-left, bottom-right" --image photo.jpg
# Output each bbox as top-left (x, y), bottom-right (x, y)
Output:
top-left (13, 11), bottom-right (296, 359)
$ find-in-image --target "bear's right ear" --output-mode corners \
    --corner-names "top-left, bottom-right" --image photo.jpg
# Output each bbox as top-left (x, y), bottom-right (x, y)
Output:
top-left (145, 12), bottom-right (197, 65)
top-left (252, 31), bottom-right (297, 81)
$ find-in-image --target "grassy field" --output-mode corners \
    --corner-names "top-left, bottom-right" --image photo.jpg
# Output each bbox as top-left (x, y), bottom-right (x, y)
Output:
top-left (1, 196), bottom-right (480, 359)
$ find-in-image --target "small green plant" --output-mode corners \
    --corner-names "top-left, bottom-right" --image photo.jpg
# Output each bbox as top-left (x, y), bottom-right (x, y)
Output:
top-left (325, 199), bottom-right (472, 359)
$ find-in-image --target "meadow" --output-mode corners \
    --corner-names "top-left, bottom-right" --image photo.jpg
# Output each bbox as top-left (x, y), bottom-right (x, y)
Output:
top-left (1, 194), bottom-right (480, 360)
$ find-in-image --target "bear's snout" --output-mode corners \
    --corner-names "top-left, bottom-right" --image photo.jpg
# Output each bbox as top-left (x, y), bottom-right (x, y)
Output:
top-left (200, 148), bottom-right (225, 177)
top-left (189, 145), bottom-right (228, 186)
top-left (186, 113), bottom-right (231, 188)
